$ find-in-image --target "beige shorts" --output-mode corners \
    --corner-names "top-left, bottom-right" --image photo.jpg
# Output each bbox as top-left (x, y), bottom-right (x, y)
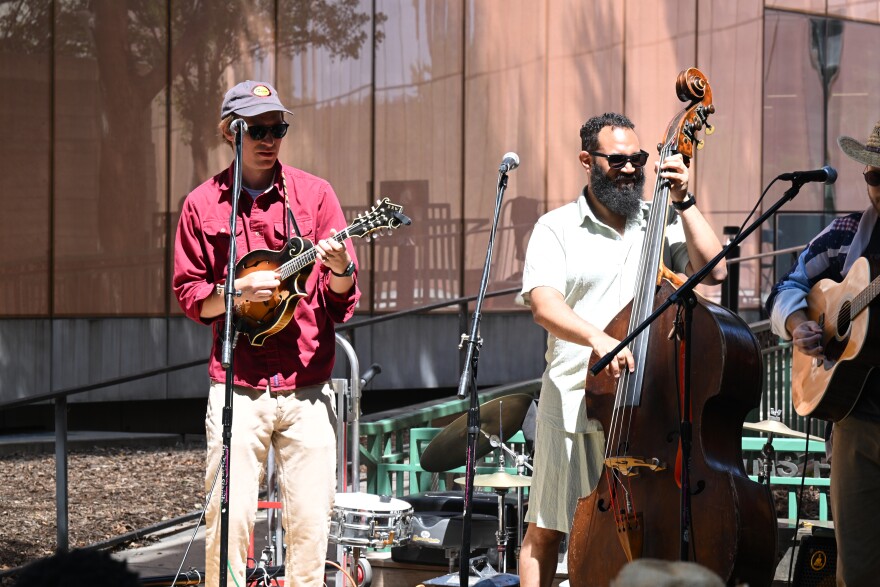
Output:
top-left (525, 419), bottom-right (605, 533)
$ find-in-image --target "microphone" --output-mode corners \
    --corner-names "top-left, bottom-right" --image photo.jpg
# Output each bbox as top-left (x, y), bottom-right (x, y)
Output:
top-left (778, 165), bottom-right (837, 184)
top-left (499, 152), bottom-right (520, 174)
top-left (230, 118), bottom-right (248, 134)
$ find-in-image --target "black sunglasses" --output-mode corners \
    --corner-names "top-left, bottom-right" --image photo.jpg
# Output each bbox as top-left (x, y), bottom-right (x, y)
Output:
top-left (865, 170), bottom-right (880, 187)
top-left (243, 122), bottom-right (289, 141)
top-left (589, 150), bottom-right (649, 169)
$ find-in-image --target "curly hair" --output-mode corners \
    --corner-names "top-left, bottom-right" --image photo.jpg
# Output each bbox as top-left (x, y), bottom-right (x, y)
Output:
top-left (218, 113), bottom-right (236, 147)
top-left (579, 112), bottom-right (635, 152)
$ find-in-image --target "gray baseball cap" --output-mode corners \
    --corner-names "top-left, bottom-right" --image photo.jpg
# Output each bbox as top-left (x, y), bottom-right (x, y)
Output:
top-left (220, 80), bottom-right (292, 119)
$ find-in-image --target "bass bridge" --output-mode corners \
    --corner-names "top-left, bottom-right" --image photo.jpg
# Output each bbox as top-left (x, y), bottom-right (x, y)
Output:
top-left (605, 456), bottom-right (666, 477)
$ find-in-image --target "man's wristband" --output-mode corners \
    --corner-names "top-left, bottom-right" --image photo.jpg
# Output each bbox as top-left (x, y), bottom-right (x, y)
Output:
top-left (331, 261), bottom-right (356, 278)
top-left (672, 192), bottom-right (697, 212)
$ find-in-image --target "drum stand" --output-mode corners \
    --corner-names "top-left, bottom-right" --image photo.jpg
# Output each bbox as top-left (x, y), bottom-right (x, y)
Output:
top-left (492, 488), bottom-right (511, 573)
top-left (758, 434), bottom-right (777, 485)
top-left (484, 431), bottom-right (533, 569)
top-left (342, 545), bottom-right (369, 586)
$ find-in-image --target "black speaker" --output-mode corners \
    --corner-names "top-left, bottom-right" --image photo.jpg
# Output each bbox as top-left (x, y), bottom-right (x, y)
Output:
top-left (793, 531), bottom-right (837, 587)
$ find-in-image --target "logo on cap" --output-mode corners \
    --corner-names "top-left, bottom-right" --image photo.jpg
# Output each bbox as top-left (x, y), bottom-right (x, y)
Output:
top-left (252, 85), bottom-right (272, 97)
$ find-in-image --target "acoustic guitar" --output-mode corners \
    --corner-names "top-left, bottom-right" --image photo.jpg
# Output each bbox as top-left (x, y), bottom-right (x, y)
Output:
top-left (232, 197), bottom-right (410, 346)
top-left (792, 256), bottom-right (880, 421)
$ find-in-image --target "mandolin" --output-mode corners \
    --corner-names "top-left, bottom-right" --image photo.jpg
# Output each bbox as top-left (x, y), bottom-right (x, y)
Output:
top-left (232, 198), bottom-right (411, 346)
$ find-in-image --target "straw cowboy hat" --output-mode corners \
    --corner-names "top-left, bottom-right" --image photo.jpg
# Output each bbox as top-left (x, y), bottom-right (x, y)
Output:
top-left (838, 120), bottom-right (880, 167)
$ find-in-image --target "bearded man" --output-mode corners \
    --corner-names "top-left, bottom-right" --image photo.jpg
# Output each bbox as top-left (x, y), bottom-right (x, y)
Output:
top-left (516, 112), bottom-right (727, 587)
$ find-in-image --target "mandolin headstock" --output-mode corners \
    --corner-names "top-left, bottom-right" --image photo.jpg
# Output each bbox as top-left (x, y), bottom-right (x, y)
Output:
top-left (348, 197), bottom-right (413, 241)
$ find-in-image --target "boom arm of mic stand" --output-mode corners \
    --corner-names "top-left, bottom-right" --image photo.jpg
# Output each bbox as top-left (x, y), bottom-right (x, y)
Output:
top-left (591, 180), bottom-right (805, 375)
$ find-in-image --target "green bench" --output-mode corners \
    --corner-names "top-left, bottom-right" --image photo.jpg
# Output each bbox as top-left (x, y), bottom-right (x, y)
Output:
top-left (741, 436), bottom-right (829, 521)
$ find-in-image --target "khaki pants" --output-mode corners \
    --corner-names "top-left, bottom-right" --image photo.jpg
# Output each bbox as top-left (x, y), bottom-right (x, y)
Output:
top-left (830, 415), bottom-right (880, 586)
top-left (204, 381), bottom-right (337, 587)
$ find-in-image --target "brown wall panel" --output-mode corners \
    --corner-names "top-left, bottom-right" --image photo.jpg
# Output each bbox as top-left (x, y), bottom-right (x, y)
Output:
top-left (828, 0), bottom-right (880, 22)
top-left (464, 0), bottom-right (547, 307)
top-left (372, 0), bottom-right (464, 310)
top-left (0, 2), bottom-right (52, 315)
top-left (696, 0), bottom-right (765, 304)
top-left (546, 0), bottom-right (625, 212)
top-left (277, 0), bottom-right (375, 309)
top-left (53, 0), bottom-right (168, 315)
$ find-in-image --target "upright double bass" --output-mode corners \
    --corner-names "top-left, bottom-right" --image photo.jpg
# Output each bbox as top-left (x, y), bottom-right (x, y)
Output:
top-left (567, 69), bottom-right (776, 586)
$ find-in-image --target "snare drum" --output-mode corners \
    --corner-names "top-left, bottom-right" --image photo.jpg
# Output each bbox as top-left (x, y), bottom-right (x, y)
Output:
top-left (329, 492), bottom-right (413, 549)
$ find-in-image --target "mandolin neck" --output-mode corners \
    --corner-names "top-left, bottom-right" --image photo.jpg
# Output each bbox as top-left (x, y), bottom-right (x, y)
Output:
top-left (277, 228), bottom-right (353, 280)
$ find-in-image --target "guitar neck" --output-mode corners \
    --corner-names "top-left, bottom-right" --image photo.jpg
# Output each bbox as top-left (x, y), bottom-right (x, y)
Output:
top-left (854, 273), bottom-right (880, 316)
top-left (277, 228), bottom-right (353, 280)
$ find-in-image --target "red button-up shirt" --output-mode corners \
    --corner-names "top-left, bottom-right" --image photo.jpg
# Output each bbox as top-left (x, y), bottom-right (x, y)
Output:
top-left (173, 161), bottom-right (359, 390)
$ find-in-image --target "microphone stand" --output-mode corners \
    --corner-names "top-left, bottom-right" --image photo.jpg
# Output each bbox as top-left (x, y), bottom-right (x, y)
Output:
top-left (218, 118), bottom-right (246, 587)
top-left (456, 169), bottom-right (511, 586)
top-left (591, 177), bottom-right (809, 562)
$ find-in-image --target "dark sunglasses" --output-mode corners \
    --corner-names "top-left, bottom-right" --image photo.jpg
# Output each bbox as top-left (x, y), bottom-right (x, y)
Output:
top-left (590, 150), bottom-right (649, 169)
top-left (865, 170), bottom-right (880, 187)
top-left (243, 122), bottom-right (289, 141)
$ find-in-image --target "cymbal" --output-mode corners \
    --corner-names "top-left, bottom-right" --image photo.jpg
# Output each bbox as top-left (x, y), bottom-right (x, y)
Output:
top-left (419, 394), bottom-right (533, 473)
top-left (743, 419), bottom-right (811, 439)
top-left (454, 471), bottom-right (532, 488)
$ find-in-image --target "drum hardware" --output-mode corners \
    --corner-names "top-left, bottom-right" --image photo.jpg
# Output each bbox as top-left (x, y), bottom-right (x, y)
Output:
top-left (744, 410), bottom-right (814, 485)
top-left (421, 553), bottom-right (505, 586)
top-left (329, 492), bottom-right (413, 585)
top-left (743, 418), bottom-right (811, 439)
top-left (419, 394), bottom-right (532, 581)
top-left (419, 394), bottom-right (533, 473)
top-left (455, 434), bottom-right (532, 574)
top-left (484, 429), bottom-right (533, 560)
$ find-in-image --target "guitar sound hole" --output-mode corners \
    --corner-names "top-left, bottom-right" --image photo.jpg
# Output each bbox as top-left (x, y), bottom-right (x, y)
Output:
top-left (836, 301), bottom-right (852, 337)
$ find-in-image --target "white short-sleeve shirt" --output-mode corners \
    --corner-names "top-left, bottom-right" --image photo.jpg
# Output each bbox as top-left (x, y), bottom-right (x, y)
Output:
top-left (519, 190), bottom-right (689, 433)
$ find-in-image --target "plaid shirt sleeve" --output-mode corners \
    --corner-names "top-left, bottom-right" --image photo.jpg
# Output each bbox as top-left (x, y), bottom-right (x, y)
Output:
top-left (766, 213), bottom-right (861, 339)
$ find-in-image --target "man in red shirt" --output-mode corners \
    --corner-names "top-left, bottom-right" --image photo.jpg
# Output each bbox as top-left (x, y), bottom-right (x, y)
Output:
top-left (173, 80), bottom-right (359, 587)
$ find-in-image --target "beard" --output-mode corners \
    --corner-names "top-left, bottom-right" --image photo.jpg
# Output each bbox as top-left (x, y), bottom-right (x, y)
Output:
top-left (590, 161), bottom-right (645, 221)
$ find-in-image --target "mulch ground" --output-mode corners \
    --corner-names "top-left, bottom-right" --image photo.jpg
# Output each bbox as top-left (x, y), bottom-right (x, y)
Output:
top-left (0, 445), bottom-right (204, 571)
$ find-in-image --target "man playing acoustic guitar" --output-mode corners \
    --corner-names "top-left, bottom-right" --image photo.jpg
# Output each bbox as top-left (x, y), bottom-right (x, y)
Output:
top-left (767, 120), bottom-right (880, 586)
top-left (173, 80), bottom-right (359, 587)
